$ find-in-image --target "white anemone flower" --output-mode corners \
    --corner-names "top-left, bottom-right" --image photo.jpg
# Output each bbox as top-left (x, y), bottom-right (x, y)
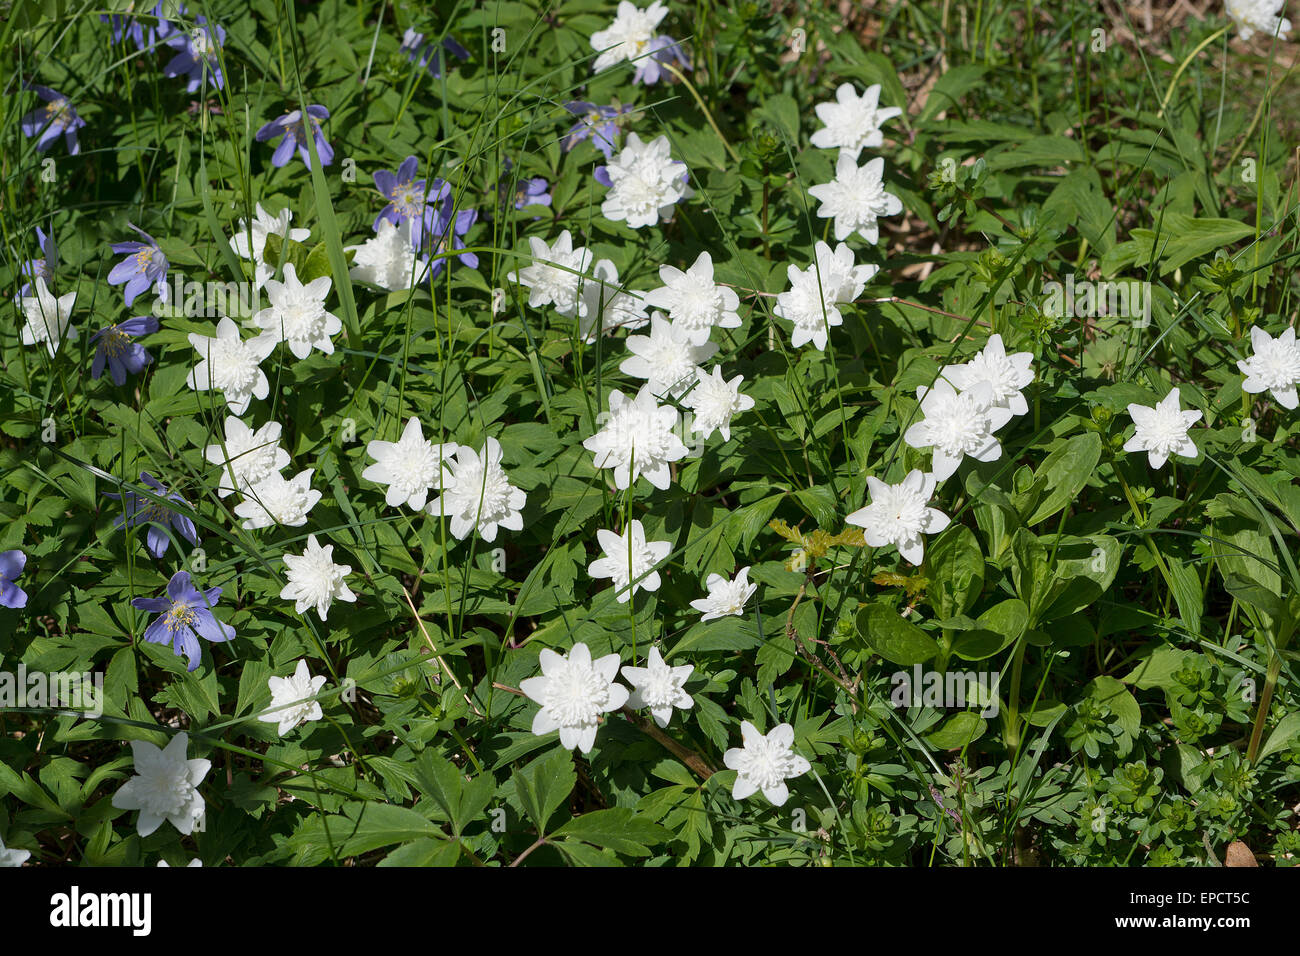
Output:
top-left (689, 566), bottom-right (757, 620)
top-left (111, 732), bottom-right (210, 837)
top-left (723, 721), bottom-right (810, 807)
top-left (19, 277), bottom-right (77, 357)
top-left (578, 259), bottom-right (651, 342)
top-left (621, 646), bottom-right (693, 727)
top-left (941, 334), bottom-right (1036, 417)
top-left (600, 133), bottom-right (692, 229)
top-left (506, 230), bottom-right (594, 318)
top-left (1225, 0), bottom-right (1292, 40)
top-left (519, 642), bottom-right (629, 753)
top-left (1237, 326), bottom-right (1300, 409)
top-left (845, 470), bottom-right (950, 566)
top-left (810, 82), bottom-right (904, 160)
top-left (280, 534), bottom-right (356, 621)
top-left (588, 519), bottom-right (671, 602)
top-left (234, 470), bottom-right (322, 529)
top-left (619, 313), bottom-right (718, 399)
top-left (230, 202), bottom-right (310, 262)
top-left (644, 251), bottom-right (741, 345)
top-left (362, 416), bottom-right (460, 511)
top-left (185, 316), bottom-right (276, 415)
top-left (903, 379), bottom-right (1013, 481)
top-left (583, 385), bottom-right (689, 490)
top-left (253, 262), bottom-right (341, 359)
top-left (204, 416), bottom-right (290, 497)
top-left (429, 437), bottom-right (526, 542)
top-left (682, 366), bottom-right (754, 442)
top-left (0, 835), bottom-right (30, 867)
top-left (807, 154), bottom-right (902, 245)
top-left (1123, 387), bottom-right (1202, 469)
top-left (590, 1), bottom-right (670, 72)
top-left (347, 219), bottom-right (429, 291)
top-left (258, 659), bottom-right (327, 736)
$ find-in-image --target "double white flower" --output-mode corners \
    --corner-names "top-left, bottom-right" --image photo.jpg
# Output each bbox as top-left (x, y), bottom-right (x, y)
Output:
top-left (1124, 387), bottom-right (1201, 469)
top-left (904, 378), bottom-right (1014, 481)
top-left (584, 386), bottom-right (689, 490)
top-left (846, 470), bottom-right (950, 566)
top-left (429, 437), bottom-right (527, 542)
top-left (363, 416), bottom-right (460, 511)
top-left (774, 241), bottom-right (879, 350)
top-left (807, 154), bottom-right (902, 245)
top-left (588, 519), bottom-right (671, 603)
top-left (600, 133), bottom-right (692, 229)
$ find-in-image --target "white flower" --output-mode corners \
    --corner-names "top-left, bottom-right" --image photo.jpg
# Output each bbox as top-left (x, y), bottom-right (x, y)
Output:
top-left (578, 259), bottom-right (651, 342)
top-left (362, 416), bottom-right (460, 511)
top-left (774, 241), bottom-right (879, 350)
top-left (231, 203), bottom-right (310, 262)
top-left (506, 230), bottom-right (594, 317)
top-left (689, 566), bottom-right (757, 620)
top-left (682, 366), bottom-right (754, 442)
top-left (429, 437), bottom-right (526, 542)
top-left (1226, 0), bottom-right (1292, 39)
top-left (19, 277), bottom-right (77, 357)
top-left (280, 534), bottom-right (356, 621)
top-left (110, 732), bottom-right (210, 837)
top-left (253, 262), bottom-right (341, 359)
top-left (941, 334), bottom-right (1036, 416)
top-left (519, 642), bottom-right (629, 753)
top-left (601, 133), bottom-right (693, 229)
top-left (1123, 387), bottom-right (1202, 469)
top-left (644, 251), bottom-right (741, 345)
top-left (186, 316), bottom-right (276, 415)
top-left (845, 470), bottom-right (950, 566)
top-left (583, 386), bottom-right (689, 490)
top-left (588, 519), bottom-right (671, 602)
top-left (807, 154), bottom-right (902, 245)
top-left (619, 313), bottom-right (719, 398)
top-left (157, 859), bottom-right (202, 867)
top-left (723, 721), bottom-right (810, 806)
top-left (903, 379), bottom-right (1013, 481)
top-left (258, 659), bottom-right (327, 736)
top-left (347, 219), bottom-right (429, 291)
top-left (234, 470), bottom-right (322, 529)
top-left (621, 646), bottom-right (693, 727)
top-left (0, 834), bottom-right (29, 867)
top-left (590, 0), bottom-right (670, 72)
top-left (1238, 325), bottom-right (1300, 409)
top-left (204, 416), bottom-right (289, 497)
top-left (810, 83), bottom-right (904, 160)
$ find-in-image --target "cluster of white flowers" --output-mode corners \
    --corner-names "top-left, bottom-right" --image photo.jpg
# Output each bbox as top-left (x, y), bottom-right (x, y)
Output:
top-left (1225, 0), bottom-right (1292, 40)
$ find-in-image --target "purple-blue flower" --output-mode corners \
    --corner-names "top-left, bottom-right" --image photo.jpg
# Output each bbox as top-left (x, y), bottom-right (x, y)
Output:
top-left (0, 550), bottom-right (28, 610)
top-left (104, 472), bottom-right (200, 560)
top-left (400, 28), bottom-right (470, 78)
top-left (91, 316), bottom-right (159, 386)
top-left (633, 36), bottom-right (690, 85)
top-left (20, 85), bottom-right (86, 155)
top-left (561, 101), bottom-right (632, 160)
top-left (19, 226), bottom-right (58, 297)
top-left (163, 16), bottom-right (226, 93)
top-left (108, 225), bottom-right (169, 305)
top-left (131, 570), bottom-right (234, 671)
top-left (373, 155), bottom-right (448, 251)
top-left (101, 2), bottom-right (179, 51)
top-left (256, 106), bottom-right (333, 170)
top-left (426, 202), bottom-right (478, 280)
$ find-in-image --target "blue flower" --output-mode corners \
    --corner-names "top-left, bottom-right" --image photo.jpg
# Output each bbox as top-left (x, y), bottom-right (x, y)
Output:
top-left (256, 106), bottom-right (333, 170)
top-left (426, 201), bottom-right (478, 280)
top-left (108, 225), bottom-right (169, 305)
top-left (373, 155), bottom-right (448, 251)
top-left (632, 36), bottom-right (690, 86)
top-left (91, 316), bottom-right (159, 386)
top-left (561, 101), bottom-right (632, 160)
top-left (400, 28), bottom-right (470, 78)
top-left (163, 16), bottom-right (226, 93)
top-left (104, 472), bottom-right (200, 560)
top-left (20, 85), bottom-right (86, 155)
top-left (0, 550), bottom-right (28, 610)
top-left (19, 226), bottom-right (58, 297)
top-left (131, 570), bottom-right (235, 671)
top-left (101, 2), bottom-right (180, 51)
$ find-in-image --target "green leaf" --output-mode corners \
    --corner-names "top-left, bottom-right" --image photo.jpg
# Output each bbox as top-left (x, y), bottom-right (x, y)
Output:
top-left (857, 603), bottom-right (940, 666)
top-left (925, 712), bottom-right (987, 749)
top-left (927, 523), bottom-right (984, 619)
top-left (951, 598), bottom-right (1028, 660)
top-left (1259, 712), bottom-right (1300, 761)
top-left (511, 747), bottom-right (576, 836)
top-left (550, 807), bottom-right (670, 856)
top-left (1023, 432), bottom-right (1101, 526)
